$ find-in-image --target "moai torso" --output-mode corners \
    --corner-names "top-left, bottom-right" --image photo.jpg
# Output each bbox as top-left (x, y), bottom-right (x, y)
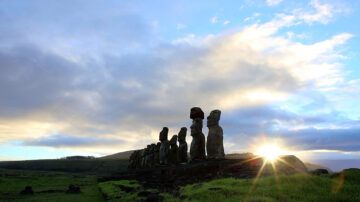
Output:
top-left (177, 127), bottom-right (188, 163)
top-left (206, 110), bottom-right (225, 159)
top-left (159, 127), bottom-right (170, 165)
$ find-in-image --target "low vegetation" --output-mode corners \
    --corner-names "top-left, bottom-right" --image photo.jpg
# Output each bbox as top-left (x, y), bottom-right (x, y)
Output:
top-left (0, 167), bottom-right (359, 201)
top-left (0, 168), bottom-right (103, 202)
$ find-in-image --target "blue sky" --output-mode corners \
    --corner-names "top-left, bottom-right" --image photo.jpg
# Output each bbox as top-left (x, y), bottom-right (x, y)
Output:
top-left (0, 0), bottom-right (359, 162)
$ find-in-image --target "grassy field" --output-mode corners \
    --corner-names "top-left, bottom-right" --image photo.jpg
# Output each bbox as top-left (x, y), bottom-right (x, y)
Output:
top-left (0, 168), bottom-right (104, 202)
top-left (0, 159), bottom-right (129, 175)
top-left (100, 169), bottom-right (360, 202)
top-left (1, 168), bottom-right (359, 201)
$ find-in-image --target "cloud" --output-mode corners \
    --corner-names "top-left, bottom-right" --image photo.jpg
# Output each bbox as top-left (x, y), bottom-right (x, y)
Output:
top-left (176, 24), bottom-right (187, 30)
top-left (223, 21), bottom-right (230, 25)
top-left (295, 0), bottom-right (347, 24)
top-left (0, 1), bottom-right (356, 156)
top-left (210, 16), bottom-right (218, 24)
top-left (266, 0), bottom-right (283, 6)
top-left (22, 134), bottom-right (125, 147)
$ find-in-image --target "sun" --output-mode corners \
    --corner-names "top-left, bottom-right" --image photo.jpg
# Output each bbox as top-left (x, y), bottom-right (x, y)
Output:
top-left (256, 144), bottom-right (287, 162)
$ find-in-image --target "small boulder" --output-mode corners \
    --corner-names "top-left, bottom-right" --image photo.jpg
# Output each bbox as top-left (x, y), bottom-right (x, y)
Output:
top-left (311, 169), bottom-right (329, 175)
top-left (66, 184), bottom-right (81, 194)
top-left (146, 193), bottom-right (164, 202)
top-left (20, 186), bottom-right (33, 195)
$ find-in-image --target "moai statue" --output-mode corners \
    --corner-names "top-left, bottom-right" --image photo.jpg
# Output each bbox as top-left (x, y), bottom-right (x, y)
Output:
top-left (144, 145), bottom-right (152, 168)
top-left (159, 127), bottom-right (170, 165)
top-left (154, 142), bottom-right (161, 165)
top-left (206, 109), bottom-right (225, 159)
top-left (140, 148), bottom-right (146, 168)
top-left (128, 151), bottom-right (136, 169)
top-left (149, 143), bottom-right (156, 167)
top-left (169, 135), bottom-right (179, 165)
top-left (135, 150), bottom-right (141, 169)
top-left (177, 127), bottom-right (188, 163)
top-left (189, 107), bottom-right (206, 161)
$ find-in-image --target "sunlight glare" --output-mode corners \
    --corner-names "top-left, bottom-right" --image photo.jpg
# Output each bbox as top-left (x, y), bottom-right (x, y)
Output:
top-left (256, 144), bottom-right (287, 162)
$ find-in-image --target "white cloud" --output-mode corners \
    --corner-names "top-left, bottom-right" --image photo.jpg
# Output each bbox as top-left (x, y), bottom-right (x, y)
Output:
top-left (223, 21), bottom-right (230, 25)
top-left (296, 0), bottom-right (346, 24)
top-left (266, 0), bottom-right (283, 6)
top-left (210, 16), bottom-right (218, 24)
top-left (176, 23), bottom-right (187, 30)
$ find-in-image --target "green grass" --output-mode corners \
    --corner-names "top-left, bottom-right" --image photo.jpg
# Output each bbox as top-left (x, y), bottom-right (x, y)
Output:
top-left (1, 168), bottom-right (359, 202)
top-left (0, 168), bottom-right (104, 202)
top-left (177, 169), bottom-right (360, 202)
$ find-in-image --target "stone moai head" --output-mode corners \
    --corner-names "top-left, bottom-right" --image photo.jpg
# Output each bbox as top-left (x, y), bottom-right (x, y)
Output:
top-left (190, 107), bottom-right (204, 120)
top-left (145, 145), bottom-right (151, 154)
top-left (190, 118), bottom-right (203, 136)
top-left (178, 127), bottom-right (187, 143)
top-left (207, 109), bottom-right (221, 127)
top-left (159, 127), bottom-right (169, 141)
top-left (170, 135), bottom-right (178, 145)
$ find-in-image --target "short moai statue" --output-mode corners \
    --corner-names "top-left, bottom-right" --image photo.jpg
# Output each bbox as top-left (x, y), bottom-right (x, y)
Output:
top-left (169, 135), bottom-right (179, 165)
top-left (128, 151), bottom-right (136, 169)
top-left (159, 127), bottom-right (170, 165)
top-left (206, 109), bottom-right (225, 159)
top-left (144, 145), bottom-right (151, 168)
top-left (140, 148), bottom-right (146, 168)
top-left (177, 127), bottom-right (188, 163)
top-left (189, 107), bottom-right (206, 161)
top-left (149, 143), bottom-right (156, 168)
top-left (154, 142), bottom-right (161, 165)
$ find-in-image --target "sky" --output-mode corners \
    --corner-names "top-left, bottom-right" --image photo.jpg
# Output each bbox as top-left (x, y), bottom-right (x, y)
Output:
top-left (0, 0), bottom-right (360, 163)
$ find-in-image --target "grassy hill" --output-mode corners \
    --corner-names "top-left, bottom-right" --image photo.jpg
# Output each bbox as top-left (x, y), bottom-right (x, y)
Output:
top-left (98, 150), bottom-right (135, 160)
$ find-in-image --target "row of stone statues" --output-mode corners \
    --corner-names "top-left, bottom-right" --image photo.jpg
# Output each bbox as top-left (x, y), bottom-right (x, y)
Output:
top-left (128, 107), bottom-right (224, 169)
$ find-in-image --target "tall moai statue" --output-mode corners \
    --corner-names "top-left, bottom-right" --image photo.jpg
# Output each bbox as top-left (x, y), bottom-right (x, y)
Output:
top-left (189, 107), bottom-right (206, 161)
top-left (206, 109), bottom-right (225, 159)
top-left (177, 127), bottom-right (188, 163)
top-left (169, 135), bottom-right (179, 165)
top-left (159, 127), bottom-right (170, 165)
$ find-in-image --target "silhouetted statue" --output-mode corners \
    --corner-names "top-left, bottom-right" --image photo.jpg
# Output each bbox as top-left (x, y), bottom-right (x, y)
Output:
top-left (206, 109), bottom-right (225, 159)
top-left (148, 143), bottom-right (156, 167)
top-left (169, 135), bottom-right (179, 165)
top-left (140, 148), bottom-right (146, 168)
top-left (159, 127), bottom-right (170, 165)
top-left (189, 107), bottom-right (206, 161)
top-left (177, 127), bottom-right (188, 163)
top-left (154, 142), bottom-right (161, 165)
top-left (144, 145), bottom-right (151, 168)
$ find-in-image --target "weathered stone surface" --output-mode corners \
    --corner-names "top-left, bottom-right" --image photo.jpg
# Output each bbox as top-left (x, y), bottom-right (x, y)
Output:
top-left (159, 127), bottom-right (170, 165)
top-left (206, 109), bottom-right (225, 159)
top-left (177, 127), bottom-right (188, 163)
top-left (169, 135), bottom-right (178, 165)
top-left (190, 118), bottom-right (206, 161)
top-left (190, 107), bottom-right (204, 119)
